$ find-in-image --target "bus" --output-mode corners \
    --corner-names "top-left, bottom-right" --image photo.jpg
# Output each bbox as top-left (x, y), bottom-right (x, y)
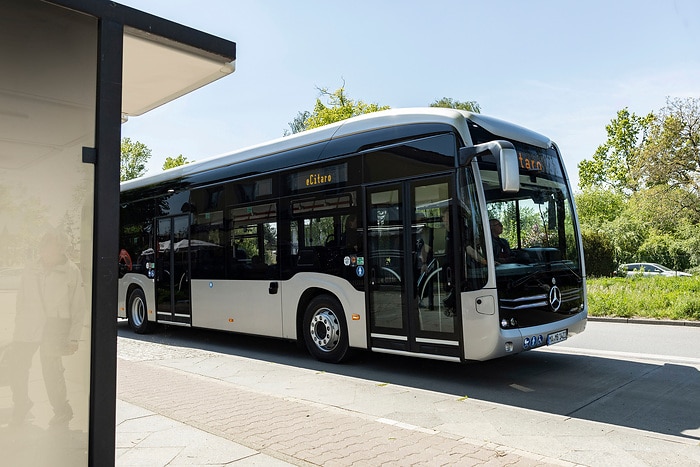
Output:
top-left (118, 108), bottom-right (586, 363)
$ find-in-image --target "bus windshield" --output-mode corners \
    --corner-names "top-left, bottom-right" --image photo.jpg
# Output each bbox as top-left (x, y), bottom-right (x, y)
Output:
top-left (479, 143), bottom-right (585, 329)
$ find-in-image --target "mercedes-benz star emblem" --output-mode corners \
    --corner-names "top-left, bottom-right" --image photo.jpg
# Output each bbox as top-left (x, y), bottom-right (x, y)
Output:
top-left (549, 285), bottom-right (562, 311)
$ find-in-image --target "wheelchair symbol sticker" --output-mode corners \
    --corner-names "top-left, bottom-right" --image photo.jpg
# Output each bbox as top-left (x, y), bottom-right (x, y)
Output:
top-left (356, 266), bottom-right (365, 277)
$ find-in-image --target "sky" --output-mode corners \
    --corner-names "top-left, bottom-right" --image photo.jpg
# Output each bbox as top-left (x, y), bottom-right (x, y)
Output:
top-left (118, 0), bottom-right (700, 191)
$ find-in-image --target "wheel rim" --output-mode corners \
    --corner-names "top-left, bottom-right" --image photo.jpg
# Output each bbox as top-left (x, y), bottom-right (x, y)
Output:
top-left (309, 307), bottom-right (341, 352)
top-left (131, 295), bottom-right (146, 327)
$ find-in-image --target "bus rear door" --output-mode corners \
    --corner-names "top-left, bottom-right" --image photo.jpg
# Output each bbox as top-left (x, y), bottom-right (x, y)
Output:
top-left (155, 215), bottom-right (192, 325)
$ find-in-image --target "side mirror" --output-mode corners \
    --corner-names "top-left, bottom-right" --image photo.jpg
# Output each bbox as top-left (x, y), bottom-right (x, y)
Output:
top-left (459, 140), bottom-right (520, 193)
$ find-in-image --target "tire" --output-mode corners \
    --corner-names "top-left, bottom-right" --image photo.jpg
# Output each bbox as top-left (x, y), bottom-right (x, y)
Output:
top-left (302, 295), bottom-right (349, 363)
top-left (127, 288), bottom-right (153, 334)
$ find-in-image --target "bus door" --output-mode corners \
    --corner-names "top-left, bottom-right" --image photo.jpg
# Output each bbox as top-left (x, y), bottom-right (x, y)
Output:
top-left (155, 215), bottom-right (192, 325)
top-left (366, 176), bottom-right (461, 359)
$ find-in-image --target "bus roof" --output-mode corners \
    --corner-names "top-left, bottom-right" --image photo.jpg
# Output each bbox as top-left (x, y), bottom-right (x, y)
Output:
top-left (121, 107), bottom-right (551, 192)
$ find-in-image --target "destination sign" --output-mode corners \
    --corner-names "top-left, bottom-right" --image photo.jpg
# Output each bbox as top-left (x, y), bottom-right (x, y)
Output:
top-left (288, 163), bottom-right (348, 191)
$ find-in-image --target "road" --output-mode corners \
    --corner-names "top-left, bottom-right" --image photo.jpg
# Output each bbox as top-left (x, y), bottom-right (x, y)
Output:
top-left (554, 319), bottom-right (700, 362)
top-left (117, 319), bottom-right (700, 465)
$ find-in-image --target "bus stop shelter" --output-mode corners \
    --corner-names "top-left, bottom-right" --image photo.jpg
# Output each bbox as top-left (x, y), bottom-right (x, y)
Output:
top-left (0, 1), bottom-right (236, 465)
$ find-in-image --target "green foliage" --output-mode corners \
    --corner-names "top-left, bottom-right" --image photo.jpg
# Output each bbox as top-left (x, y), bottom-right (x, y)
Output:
top-left (578, 108), bottom-right (653, 193)
top-left (577, 98), bottom-right (700, 271)
top-left (284, 110), bottom-right (311, 135)
top-left (574, 189), bottom-right (625, 231)
top-left (637, 232), bottom-right (691, 272)
top-left (430, 97), bottom-right (481, 113)
top-left (580, 229), bottom-right (616, 277)
top-left (303, 86), bottom-right (390, 131)
top-left (120, 137), bottom-right (151, 181)
top-left (640, 97), bottom-right (700, 201)
top-left (285, 86), bottom-right (482, 137)
top-left (162, 154), bottom-right (192, 170)
top-left (587, 276), bottom-right (700, 320)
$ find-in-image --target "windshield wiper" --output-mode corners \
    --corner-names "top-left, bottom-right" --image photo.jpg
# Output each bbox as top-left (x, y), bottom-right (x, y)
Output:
top-left (509, 264), bottom-right (547, 289)
top-left (550, 260), bottom-right (582, 282)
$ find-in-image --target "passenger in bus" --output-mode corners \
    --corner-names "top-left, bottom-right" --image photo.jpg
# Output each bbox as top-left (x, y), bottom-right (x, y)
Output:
top-left (7, 229), bottom-right (85, 427)
top-left (341, 214), bottom-right (361, 253)
top-left (489, 218), bottom-right (513, 264)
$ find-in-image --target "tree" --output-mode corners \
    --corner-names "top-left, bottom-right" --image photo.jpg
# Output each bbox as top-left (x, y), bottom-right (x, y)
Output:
top-left (163, 154), bottom-right (192, 170)
top-left (284, 110), bottom-right (311, 136)
top-left (430, 97), bottom-right (481, 113)
top-left (577, 99), bottom-right (700, 271)
top-left (120, 137), bottom-right (151, 181)
top-left (580, 229), bottom-right (616, 277)
top-left (285, 85), bottom-right (390, 135)
top-left (639, 97), bottom-right (700, 215)
top-left (574, 188), bottom-right (625, 231)
top-left (578, 108), bottom-right (653, 193)
top-left (305, 86), bottom-right (390, 130)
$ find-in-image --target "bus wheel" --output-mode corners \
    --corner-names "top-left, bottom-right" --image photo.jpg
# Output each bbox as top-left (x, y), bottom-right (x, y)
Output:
top-left (127, 288), bottom-right (153, 334)
top-left (303, 295), bottom-right (349, 363)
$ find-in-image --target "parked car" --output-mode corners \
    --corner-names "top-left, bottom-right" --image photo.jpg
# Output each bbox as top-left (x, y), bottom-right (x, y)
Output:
top-left (619, 262), bottom-right (691, 277)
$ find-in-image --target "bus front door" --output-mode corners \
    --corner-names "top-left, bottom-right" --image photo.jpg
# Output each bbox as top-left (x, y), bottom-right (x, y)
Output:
top-left (155, 215), bottom-right (192, 325)
top-left (367, 177), bottom-right (461, 359)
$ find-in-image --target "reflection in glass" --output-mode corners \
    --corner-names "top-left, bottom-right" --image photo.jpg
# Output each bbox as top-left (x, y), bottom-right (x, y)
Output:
top-left (0, 0), bottom-right (96, 464)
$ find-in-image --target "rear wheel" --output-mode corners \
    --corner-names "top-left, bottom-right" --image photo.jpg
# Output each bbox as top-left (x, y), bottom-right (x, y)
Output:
top-left (127, 288), bottom-right (153, 334)
top-left (303, 295), bottom-right (349, 363)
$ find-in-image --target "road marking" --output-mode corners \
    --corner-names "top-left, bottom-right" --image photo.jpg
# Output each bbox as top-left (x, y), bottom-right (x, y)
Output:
top-left (509, 383), bottom-right (534, 392)
top-left (538, 346), bottom-right (700, 366)
top-left (376, 418), bottom-right (438, 434)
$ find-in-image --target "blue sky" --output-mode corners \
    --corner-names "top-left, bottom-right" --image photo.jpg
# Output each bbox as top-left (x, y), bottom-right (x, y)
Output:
top-left (119, 0), bottom-right (700, 190)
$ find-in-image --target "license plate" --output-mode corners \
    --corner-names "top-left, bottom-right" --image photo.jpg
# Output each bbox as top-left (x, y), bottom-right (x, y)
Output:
top-left (547, 330), bottom-right (568, 345)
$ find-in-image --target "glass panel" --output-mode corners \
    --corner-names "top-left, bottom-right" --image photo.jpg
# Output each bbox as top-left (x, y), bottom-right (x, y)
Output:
top-left (0, 0), bottom-right (96, 463)
top-left (229, 203), bottom-right (278, 280)
top-left (368, 188), bottom-right (405, 331)
top-left (480, 142), bottom-right (584, 328)
top-left (156, 219), bottom-right (173, 313)
top-left (413, 182), bottom-right (455, 334)
top-left (458, 167), bottom-right (488, 291)
top-left (191, 209), bottom-right (225, 279)
top-left (172, 216), bottom-right (191, 316)
top-left (288, 191), bottom-right (362, 286)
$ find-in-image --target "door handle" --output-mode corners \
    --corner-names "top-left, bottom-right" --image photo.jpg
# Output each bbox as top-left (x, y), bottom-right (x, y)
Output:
top-left (269, 282), bottom-right (279, 294)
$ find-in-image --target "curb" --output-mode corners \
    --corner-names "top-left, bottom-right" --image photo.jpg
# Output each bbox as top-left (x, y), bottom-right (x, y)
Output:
top-left (587, 316), bottom-right (700, 327)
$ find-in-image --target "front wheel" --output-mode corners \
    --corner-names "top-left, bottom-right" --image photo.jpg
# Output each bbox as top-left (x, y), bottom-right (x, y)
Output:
top-left (302, 295), bottom-right (349, 363)
top-left (127, 288), bottom-right (153, 334)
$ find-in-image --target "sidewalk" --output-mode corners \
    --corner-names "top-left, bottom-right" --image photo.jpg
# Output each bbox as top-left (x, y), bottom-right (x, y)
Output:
top-left (116, 356), bottom-right (555, 466)
top-left (116, 398), bottom-right (290, 466)
top-left (115, 336), bottom-right (700, 466)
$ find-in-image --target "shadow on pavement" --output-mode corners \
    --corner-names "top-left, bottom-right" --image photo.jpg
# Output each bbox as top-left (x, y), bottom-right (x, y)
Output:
top-left (117, 321), bottom-right (700, 442)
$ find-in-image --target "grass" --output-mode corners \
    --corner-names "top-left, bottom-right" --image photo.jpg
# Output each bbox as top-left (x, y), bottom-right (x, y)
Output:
top-left (586, 275), bottom-right (700, 321)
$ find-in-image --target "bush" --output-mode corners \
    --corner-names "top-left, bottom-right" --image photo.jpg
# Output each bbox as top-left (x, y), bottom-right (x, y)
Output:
top-left (581, 229), bottom-right (616, 277)
top-left (587, 275), bottom-right (700, 320)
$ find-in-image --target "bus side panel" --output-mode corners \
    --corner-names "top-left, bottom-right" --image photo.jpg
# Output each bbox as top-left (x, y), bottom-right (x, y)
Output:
top-left (461, 289), bottom-right (504, 361)
top-left (190, 279), bottom-right (283, 336)
top-left (281, 273), bottom-right (367, 349)
top-left (117, 279), bottom-right (127, 319)
top-left (118, 274), bottom-right (156, 323)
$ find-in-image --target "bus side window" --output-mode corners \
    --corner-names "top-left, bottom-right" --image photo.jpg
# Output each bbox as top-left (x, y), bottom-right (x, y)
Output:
top-left (290, 192), bottom-right (359, 277)
top-left (228, 203), bottom-right (278, 280)
top-left (190, 211), bottom-right (225, 280)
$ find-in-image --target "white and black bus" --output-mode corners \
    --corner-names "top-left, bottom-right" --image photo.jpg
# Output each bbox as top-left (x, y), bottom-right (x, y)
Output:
top-left (118, 108), bottom-right (586, 363)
